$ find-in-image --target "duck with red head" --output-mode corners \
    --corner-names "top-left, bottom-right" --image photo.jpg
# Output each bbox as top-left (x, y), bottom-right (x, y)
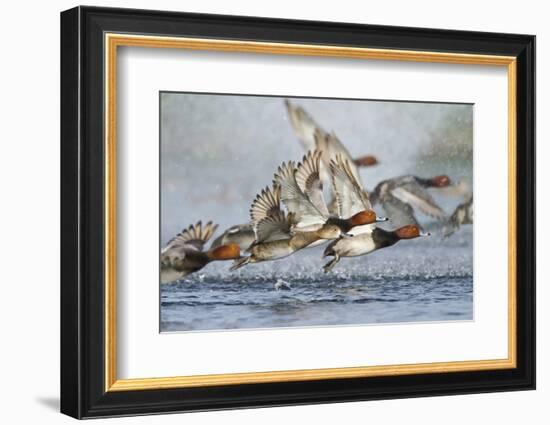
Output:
top-left (326, 209), bottom-right (388, 233)
top-left (272, 152), bottom-right (386, 249)
top-left (394, 224), bottom-right (430, 240)
top-left (369, 174), bottom-right (455, 229)
top-left (322, 224), bottom-right (430, 272)
top-left (160, 221), bottom-right (242, 284)
top-left (219, 151), bottom-right (387, 265)
top-left (230, 184), bottom-right (347, 271)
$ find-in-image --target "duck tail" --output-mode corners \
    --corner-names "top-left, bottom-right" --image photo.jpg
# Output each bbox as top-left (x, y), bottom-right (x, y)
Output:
top-left (230, 256), bottom-right (251, 271)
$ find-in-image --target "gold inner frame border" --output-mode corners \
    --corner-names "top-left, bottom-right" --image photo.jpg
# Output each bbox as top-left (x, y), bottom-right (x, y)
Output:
top-left (104, 33), bottom-right (517, 392)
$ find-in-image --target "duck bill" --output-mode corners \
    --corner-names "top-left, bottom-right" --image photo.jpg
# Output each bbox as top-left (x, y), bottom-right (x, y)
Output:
top-left (342, 233), bottom-right (353, 238)
top-left (419, 231), bottom-right (431, 237)
top-left (375, 216), bottom-right (388, 223)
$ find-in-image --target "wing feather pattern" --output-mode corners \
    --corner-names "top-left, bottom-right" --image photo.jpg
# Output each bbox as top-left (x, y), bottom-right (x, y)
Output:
top-left (295, 150), bottom-right (330, 217)
top-left (274, 161), bottom-right (327, 230)
top-left (162, 221), bottom-right (218, 253)
top-left (329, 154), bottom-right (372, 218)
top-left (249, 185), bottom-right (292, 243)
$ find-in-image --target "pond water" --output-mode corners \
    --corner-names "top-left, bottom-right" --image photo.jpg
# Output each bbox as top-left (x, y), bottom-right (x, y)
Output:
top-left (160, 226), bottom-right (473, 332)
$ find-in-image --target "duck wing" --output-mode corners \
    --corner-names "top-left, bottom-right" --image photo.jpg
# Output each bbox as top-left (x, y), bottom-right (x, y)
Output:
top-left (444, 196), bottom-right (473, 237)
top-left (160, 244), bottom-right (186, 268)
top-left (379, 193), bottom-right (420, 228)
top-left (274, 160), bottom-right (328, 230)
top-left (162, 221), bottom-right (218, 253)
top-left (295, 150), bottom-right (330, 217)
top-left (285, 100), bottom-right (362, 188)
top-left (210, 223), bottom-right (254, 249)
top-left (255, 210), bottom-right (293, 243)
top-left (249, 185), bottom-right (292, 243)
top-left (329, 154), bottom-right (372, 218)
top-left (160, 222), bottom-right (218, 283)
top-left (249, 185), bottom-right (283, 224)
top-left (285, 100), bottom-right (318, 152)
top-left (314, 129), bottom-right (362, 185)
top-left (390, 180), bottom-right (448, 220)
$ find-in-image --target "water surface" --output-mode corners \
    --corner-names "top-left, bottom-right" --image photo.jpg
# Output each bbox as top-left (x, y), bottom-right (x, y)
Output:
top-left (161, 227), bottom-right (473, 332)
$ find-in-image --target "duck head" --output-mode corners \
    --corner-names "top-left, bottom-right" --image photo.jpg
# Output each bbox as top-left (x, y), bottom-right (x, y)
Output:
top-left (350, 210), bottom-right (388, 227)
top-left (394, 225), bottom-right (431, 239)
top-left (316, 224), bottom-right (344, 240)
top-left (208, 244), bottom-right (242, 261)
top-left (430, 175), bottom-right (452, 188)
top-left (353, 155), bottom-right (378, 167)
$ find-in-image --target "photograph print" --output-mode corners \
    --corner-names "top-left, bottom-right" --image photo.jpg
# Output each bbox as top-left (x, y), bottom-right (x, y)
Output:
top-left (160, 93), bottom-right (474, 332)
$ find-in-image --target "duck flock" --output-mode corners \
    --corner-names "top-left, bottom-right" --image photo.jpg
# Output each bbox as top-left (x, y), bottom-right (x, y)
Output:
top-left (160, 100), bottom-right (474, 284)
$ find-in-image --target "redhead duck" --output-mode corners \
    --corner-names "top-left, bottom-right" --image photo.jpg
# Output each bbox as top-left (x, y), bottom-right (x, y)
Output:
top-left (369, 175), bottom-right (452, 229)
top-left (230, 185), bottom-right (345, 270)
top-left (274, 151), bottom-right (386, 241)
top-left (212, 150), bottom-right (375, 254)
top-left (160, 221), bottom-right (241, 283)
top-left (321, 155), bottom-right (429, 272)
top-left (443, 196), bottom-right (473, 237)
top-left (323, 224), bottom-right (430, 272)
top-left (284, 100), bottom-right (378, 185)
top-left (210, 223), bottom-right (255, 251)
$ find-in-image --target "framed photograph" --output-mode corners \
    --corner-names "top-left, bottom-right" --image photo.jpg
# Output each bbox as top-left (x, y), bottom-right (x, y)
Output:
top-left (60, 6), bottom-right (535, 419)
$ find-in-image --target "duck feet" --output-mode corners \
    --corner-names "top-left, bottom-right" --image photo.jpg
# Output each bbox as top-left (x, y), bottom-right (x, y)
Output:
top-left (323, 254), bottom-right (340, 273)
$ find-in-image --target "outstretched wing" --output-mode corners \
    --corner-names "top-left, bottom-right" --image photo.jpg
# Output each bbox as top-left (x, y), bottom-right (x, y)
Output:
top-left (274, 161), bottom-right (327, 229)
top-left (391, 180), bottom-right (447, 220)
top-left (444, 196), bottom-right (473, 237)
top-left (314, 129), bottom-right (362, 185)
top-left (295, 150), bottom-right (330, 217)
top-left (162, 221), bottom-right (218, 253)
top-left (379, 194), bottom-right (420, 229)
top-left (249, 185), bottom-right (292, 243)
top-left (329, 154), bottom-right (372, 219)
top-left (286, 100), bottom-right (363, 190)
top-left (250, 186), bottom-right (282, 224)
top-left (284, 100), bottom-right (318, 152)
top-left (255, 210), bottom-right (293, 243)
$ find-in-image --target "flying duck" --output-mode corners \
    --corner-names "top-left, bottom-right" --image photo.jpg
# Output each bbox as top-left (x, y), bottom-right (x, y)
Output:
top-left (275, 150), bottom-right (386, 238)
top-left (160, 221), bottom-right (241, 283)
top-left (369, 175), bottom-right (452, 229)
top-left (322, 155), bottom-right (429, 272)
top-left (285, 100), bottom-right (377, 186)
top-left (230, 185), bottom-right (345, 270)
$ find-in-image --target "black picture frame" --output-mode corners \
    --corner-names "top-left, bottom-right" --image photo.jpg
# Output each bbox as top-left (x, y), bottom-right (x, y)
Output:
top-left (61, 5), bottom-right (535, 419)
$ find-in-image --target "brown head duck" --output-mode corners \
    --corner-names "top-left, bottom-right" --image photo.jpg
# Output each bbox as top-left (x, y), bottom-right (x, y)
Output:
top-left (160, 221), bottom-right (241, 283)
top-left (230, 185), bottom-right (345, 270)
top-left (323, 224), bottom-right (430, 272)
top-left (369, 174), bottom-right (453, 229)
top-left (274, 150), bottom-right (385, 241)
